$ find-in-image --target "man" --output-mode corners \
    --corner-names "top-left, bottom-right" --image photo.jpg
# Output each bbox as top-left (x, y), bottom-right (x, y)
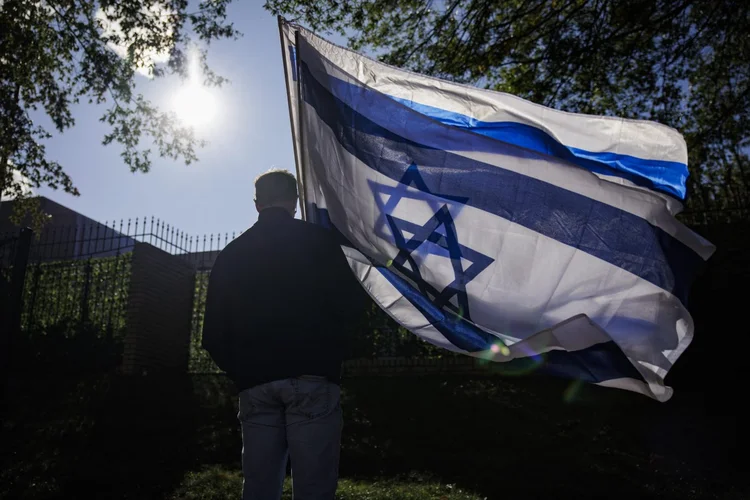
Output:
top-left (202, 169), bottom-right (369, 500)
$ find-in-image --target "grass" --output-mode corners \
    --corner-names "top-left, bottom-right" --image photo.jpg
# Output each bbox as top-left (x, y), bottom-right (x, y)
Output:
top-left (170, 466), bottom-right (482, 499)
top-left (0, 372), bottom-right (743, 500)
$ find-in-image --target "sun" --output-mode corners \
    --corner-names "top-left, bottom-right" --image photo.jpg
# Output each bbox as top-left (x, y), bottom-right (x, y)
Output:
top-left (173, 83), bottom-right (217, 128)
top-left (171, 50), bottom-right (218, 128)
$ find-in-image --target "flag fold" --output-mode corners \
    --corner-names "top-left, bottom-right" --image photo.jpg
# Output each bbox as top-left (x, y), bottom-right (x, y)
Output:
top-left (279, 18), bottom-right (713, 401)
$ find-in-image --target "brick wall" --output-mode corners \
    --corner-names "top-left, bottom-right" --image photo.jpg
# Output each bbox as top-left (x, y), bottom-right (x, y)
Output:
top-left (122, 243), bottom-right (195, 375)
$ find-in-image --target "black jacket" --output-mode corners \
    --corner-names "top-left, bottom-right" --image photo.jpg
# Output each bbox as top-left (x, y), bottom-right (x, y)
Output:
top-left (202, 208), bottom-right (369, 391)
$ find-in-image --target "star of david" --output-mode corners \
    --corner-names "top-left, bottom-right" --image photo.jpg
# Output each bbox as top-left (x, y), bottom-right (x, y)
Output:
top-left (368, 163), bottom-right (494, 321)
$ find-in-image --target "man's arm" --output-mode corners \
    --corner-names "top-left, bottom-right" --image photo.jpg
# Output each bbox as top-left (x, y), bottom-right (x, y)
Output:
top-left (327, 238), bottom-right (373, 360)
top-left (326, 226), bottom-right (372, 317)
top-left (201, 261), bottom-right (234, 375)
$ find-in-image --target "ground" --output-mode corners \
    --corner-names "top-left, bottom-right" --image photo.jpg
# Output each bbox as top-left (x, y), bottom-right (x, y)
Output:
top-left (0, 372), bottom-right (742, 499)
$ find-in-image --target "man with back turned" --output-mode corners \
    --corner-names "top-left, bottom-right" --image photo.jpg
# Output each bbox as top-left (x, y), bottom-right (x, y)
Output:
top-left (202, 168), bottom-right (369, 500)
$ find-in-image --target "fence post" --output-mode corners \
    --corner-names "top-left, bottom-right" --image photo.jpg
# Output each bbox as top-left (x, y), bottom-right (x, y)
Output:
top-left (1, 227), bottom-right (32, 406)
top-left (25, 263), bottom-right (41, 332)
top-left (79, 259), bottom-right (92, 332)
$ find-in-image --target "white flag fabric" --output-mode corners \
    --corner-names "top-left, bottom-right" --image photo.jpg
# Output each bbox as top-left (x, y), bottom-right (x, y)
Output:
top-left (279, 19), bottom-right (714, 401)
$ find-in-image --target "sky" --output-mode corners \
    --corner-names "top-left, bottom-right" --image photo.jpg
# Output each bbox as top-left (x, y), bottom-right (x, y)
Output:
top-left (32, 3), bottom-right (345, 239)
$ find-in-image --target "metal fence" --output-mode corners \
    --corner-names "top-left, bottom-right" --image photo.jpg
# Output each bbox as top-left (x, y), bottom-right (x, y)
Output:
top-left (25, 217), bottom-right (238, 263)
top-left (4, 207), bottom-right (747, 375)
top-left (21, 253), bottom-right (132, 339)
top-left (1, 228), bottom-right (32, 380)
top-left (3, 214), bottom-right (437, 375)
top-left (1, 217), bottom-right (241, 374)
top-left (0, 232), bottom-right (19, 298)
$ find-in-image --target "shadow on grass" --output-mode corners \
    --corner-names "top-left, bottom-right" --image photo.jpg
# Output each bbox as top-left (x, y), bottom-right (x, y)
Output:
top-left (0, 374), bottom-right (235, 500)
top-left (0, 372), bottom-right (742, 500)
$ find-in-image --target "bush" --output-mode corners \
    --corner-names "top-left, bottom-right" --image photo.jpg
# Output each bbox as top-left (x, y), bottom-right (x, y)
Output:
top-left (12, 320), bottom-right (123, 374)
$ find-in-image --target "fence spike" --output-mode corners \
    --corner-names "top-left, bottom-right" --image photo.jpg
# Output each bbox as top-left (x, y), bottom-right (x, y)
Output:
top-left (103, 221), bottom-right (109, 254)
top-left (124, 218), bottom-right (131, 252)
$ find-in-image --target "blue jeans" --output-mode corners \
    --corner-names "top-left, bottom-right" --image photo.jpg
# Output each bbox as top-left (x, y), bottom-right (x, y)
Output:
top-left (238, 376), bottom-right (342, 500)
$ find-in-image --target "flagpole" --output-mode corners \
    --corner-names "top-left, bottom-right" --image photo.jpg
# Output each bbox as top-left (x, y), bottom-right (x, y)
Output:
top-left (277, 16), bottom-right (307, 221)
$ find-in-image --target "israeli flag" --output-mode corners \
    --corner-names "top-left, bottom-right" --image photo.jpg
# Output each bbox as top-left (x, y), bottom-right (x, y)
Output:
top-left (279, 19), bottom-right (714, 401)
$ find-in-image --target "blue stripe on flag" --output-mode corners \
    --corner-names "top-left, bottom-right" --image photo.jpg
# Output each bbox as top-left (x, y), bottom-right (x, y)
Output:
top-left (388, 97), bottom-right (688, 199)
top-left (300, 61), bottom-right (702, 305)
top-left (314, 205), bottom-right (646, 384)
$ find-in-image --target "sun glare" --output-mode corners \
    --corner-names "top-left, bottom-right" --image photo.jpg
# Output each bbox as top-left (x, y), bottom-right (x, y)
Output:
top-left (172, 49), bottom-right (218, 129)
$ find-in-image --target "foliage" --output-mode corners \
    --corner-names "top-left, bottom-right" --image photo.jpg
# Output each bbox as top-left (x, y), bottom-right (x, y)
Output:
top-left (0, 0), bottom-right (239, 205)
top-left (351, 302), bottom-right (453, 359)
top-left (266, 0), bottom-right (750, 212)
top-left (170, 466), bottom-right (483, 499)
top-left (0, 374), bottom-right (741, 499)
top-left (9, 252), bottom-right (131, 372)
top-left (13, 320), bottom-right (124, 373)
top-left (189, 269), bottom-right (218, 372)
top-left (187, 269), bottom-right (452, 373)
top-left (21, 252), bottom-right (132, 336)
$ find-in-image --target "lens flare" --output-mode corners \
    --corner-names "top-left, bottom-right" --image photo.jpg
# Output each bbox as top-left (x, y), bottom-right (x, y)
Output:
top-left (563, 379), bottom-right (585, 403)
top-left (489, 343), bottom-right (510, 356)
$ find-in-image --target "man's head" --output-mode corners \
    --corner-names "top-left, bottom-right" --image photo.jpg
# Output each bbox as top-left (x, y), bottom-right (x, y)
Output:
top-left (254, 169), bottom-right (298, 216)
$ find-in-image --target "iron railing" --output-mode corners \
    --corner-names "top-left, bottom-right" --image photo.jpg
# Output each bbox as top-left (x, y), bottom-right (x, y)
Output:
top-left (27, 217), bottom-right (239, 265)
top-left (5, 206), bottom-right (747, 374)
top-left (1, 218), bottom-right (241, 373)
